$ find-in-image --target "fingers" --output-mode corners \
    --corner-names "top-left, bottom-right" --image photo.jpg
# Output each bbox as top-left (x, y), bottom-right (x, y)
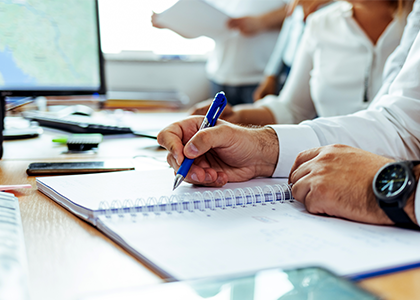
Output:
top-left (183, 122), bottom-right (231, 159)
top-left (157, 116), bottom-right (203, 165)
top-left (166, 153), bottom-right (227, 187)
top-left (289, 147), bottom-right (322, 184)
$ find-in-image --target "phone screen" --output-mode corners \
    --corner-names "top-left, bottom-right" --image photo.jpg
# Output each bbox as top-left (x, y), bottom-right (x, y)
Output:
top-left (81, 266), bottom-right (380, 300)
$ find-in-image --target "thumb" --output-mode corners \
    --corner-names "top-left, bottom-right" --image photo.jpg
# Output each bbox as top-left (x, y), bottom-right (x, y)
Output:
top-left (184, 123), bottom-right (232, 158)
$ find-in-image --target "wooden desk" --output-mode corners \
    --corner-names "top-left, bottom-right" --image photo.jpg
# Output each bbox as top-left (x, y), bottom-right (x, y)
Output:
top-left (3, 123), bottom-right (420, 300)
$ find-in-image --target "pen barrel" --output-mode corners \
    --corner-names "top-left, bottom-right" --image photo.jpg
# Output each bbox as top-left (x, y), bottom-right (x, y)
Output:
top-left (177, 158), bottom-right (194, 177)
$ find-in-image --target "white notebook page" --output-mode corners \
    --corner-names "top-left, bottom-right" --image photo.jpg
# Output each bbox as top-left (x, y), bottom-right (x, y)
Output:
top-left (98, 197), bottom-right (420, 280)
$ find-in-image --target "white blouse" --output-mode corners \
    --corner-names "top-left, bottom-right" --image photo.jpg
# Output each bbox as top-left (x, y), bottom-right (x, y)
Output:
top-left (256, 1), bottom-right (406, 124)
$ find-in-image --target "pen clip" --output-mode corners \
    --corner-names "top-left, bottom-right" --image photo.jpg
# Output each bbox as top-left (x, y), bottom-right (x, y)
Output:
top-left (208, 92), bottom-right (227, 127)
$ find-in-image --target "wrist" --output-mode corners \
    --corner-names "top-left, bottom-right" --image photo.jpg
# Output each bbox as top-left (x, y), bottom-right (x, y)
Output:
top-left (253, 126), bottom-right (279, 177)
top-left (404, 165), bottom-right (420, 225)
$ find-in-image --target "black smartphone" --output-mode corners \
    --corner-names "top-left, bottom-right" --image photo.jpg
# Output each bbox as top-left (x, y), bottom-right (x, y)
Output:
top-left (26, 160), bottom-right (135, 175)
top-left (80, 266), bottom-right (381, 300)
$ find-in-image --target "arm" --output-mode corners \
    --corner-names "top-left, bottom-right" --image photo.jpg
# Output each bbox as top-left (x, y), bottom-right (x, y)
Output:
top-left (189, 100), bottom-right (276, 126)
top-left (227, 5), bottom-right (287, 36)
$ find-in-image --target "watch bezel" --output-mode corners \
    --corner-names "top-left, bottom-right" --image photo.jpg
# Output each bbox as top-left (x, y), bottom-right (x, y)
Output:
top-left (373, 161), bottom-right (415, 205)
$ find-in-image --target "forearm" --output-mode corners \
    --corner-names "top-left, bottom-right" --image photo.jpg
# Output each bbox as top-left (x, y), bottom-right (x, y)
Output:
top-left (258, 6), bottom-right (287, 31)
top-left (251, 126), bottom-right (279, 177)
top-left (233, 105), bottom-right (276, 126)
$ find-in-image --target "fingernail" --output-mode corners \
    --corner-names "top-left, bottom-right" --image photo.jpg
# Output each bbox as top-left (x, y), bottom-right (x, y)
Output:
top-left (216, 176), bottom-right (224, 185)
top-left (205, 173), bottom-right (212, 181)
top-left (191, 173), bottom-right (198, 182)
top-left (187, 143), bottom-right (199, 156)
top-left (174, 154), bottom-right (178, 165)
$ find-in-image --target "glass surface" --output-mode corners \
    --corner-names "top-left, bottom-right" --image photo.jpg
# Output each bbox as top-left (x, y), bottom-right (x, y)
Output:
top-left (83, 267), bottom-right (380, 300)
top-left (0, 0), bottom-right (104, 95)
top-left (375, 164), bottom-right (408, 197)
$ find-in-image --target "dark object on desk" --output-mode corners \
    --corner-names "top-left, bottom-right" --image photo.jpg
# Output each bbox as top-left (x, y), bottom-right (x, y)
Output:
top-left (80, 266), bottom-right (380, 300)
top-left (23, 112), bottom-right (133, 135)
top-left (26, 160), bottom-right (134, 176)
top-left (3, 127), bottom-right (43, 140)
top-left (53, 134), bottom-right (103, 151)
top-left (22, 111), bottom-right (158, 138)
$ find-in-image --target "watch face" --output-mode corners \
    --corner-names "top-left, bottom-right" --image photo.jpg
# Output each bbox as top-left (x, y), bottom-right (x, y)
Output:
top-left (375, 164), bottom-right (408, 198)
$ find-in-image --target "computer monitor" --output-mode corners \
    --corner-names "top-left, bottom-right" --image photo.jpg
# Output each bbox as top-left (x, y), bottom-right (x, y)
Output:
top-left (0, 0), bottom-right (106, 98)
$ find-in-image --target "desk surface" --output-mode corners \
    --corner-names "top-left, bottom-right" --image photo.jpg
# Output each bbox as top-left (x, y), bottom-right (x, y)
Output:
top-left (3, 114), bottom-right (420, 300)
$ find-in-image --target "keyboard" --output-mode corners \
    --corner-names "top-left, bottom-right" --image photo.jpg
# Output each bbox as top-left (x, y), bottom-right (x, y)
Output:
top-left (0, 192), bottom-right (30, 300)
top-left (23, 111), bottom-right (135, 135)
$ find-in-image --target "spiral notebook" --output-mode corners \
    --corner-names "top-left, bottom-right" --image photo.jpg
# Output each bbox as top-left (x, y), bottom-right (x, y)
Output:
top-left (36, 169), bottom-right (420, 281)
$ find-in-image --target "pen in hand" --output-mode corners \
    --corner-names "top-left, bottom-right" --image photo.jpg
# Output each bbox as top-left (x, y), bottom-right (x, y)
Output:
top-left (173, 91), bottom-right (228, 190)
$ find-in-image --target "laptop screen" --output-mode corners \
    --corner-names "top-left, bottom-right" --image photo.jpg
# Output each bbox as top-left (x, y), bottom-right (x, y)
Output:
top-left (0, 0), bottom-right (106, 97)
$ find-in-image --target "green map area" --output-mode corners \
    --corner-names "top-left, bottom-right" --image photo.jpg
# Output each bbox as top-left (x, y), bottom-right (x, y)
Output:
top-left (0, 0), bottom-right (101, 89)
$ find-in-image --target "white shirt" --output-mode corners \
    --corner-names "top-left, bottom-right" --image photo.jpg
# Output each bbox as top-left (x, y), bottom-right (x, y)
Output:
top-left (257, 1), bottom-right (406, 124)
top-left (269, 0), bottom-right (420, 222)
top-left (205, 0), bottom-right (286, 86)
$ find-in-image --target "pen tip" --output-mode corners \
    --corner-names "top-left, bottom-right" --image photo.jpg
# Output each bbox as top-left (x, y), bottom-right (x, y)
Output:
top-left (173, 174), bottom-right (184, 191)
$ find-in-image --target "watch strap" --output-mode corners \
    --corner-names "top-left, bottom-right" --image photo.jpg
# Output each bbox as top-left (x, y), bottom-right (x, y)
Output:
top-left (380, 203), bottom-right (419, 230)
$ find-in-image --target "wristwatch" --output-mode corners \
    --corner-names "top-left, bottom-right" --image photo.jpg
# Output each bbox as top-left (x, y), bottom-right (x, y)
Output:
top-left (373, 161), bottom-right (420, 229)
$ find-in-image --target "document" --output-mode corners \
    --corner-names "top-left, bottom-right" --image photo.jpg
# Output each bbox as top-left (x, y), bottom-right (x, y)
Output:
top-left (154, 0), bottom-right (233, 39)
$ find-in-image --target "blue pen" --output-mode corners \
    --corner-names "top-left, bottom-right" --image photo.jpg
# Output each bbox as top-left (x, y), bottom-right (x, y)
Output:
top-left (173, 91), bottom-right (227, 190)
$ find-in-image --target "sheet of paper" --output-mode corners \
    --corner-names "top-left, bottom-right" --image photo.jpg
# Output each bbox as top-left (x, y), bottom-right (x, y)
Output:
top-left (155, 0), bottom-right (233, 39)
top-left (99, 199), bottom-right (420, 280)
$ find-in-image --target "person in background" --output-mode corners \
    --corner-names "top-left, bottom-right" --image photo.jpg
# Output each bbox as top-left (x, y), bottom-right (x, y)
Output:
top-left (190, 0), bottom-right (412, 126)
top-left (157, 0), bottom-right (420, 228)
top-left (252, 5), bottom-right (305, 101)
top-left (152, 0), bottom-right (287, 106)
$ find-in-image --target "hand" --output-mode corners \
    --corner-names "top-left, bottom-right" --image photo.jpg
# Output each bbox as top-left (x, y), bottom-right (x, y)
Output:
top-left (189, 100), bottom-right (239, 123)
top-left (286, 0), bottom-right (331, 20)
top-left (157, 116), bottom-right (279, 187)
top-left (288, 144), bottom-right (413, 225)
top-left (151, 12), bottom-right (166, 29)
top-left (227, 16), bottom-right (264, 36)
top-left (253, 75), bottom-right (278, 102)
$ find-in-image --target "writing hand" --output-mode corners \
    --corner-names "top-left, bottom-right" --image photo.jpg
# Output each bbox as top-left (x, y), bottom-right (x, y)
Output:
top-left (288, 144), bottom-right (407, 225)
top-left (157, 116), bottom-right (279, 186)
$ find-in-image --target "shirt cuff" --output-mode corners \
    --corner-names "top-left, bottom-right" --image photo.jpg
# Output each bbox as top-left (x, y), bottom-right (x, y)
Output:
top-left (414, 181), bottom-right (420, 225)
top-left (268, 124), bottom-right (321, 177)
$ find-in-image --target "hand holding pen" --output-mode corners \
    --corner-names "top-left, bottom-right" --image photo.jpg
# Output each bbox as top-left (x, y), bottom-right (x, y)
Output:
top-left (173, 92), bottom-right (227, 190)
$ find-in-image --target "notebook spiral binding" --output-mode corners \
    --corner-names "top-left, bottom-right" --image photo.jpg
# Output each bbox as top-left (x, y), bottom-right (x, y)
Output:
top-left (95, 183), bottom-right (294, 219)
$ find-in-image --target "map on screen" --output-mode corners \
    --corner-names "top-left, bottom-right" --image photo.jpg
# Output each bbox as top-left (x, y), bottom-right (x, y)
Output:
top-left (0, 0), bottom-right (103, 93)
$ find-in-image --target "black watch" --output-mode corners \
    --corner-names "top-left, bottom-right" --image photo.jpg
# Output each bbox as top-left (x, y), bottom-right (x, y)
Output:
top-left (373, 160), bottom-right (420, 229)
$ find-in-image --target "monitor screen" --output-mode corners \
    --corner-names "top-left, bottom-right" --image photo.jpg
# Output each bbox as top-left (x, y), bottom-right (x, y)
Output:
top-left (0, 0), bottom-right (106, 97)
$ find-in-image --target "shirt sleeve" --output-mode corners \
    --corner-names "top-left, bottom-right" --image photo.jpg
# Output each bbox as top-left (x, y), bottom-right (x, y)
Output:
top-left (256, 18), bottom-right (317, 124)
top-left (268, 124), bottom-right (321, 177)
top-left (370, 0), bottom-right (420, 105)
